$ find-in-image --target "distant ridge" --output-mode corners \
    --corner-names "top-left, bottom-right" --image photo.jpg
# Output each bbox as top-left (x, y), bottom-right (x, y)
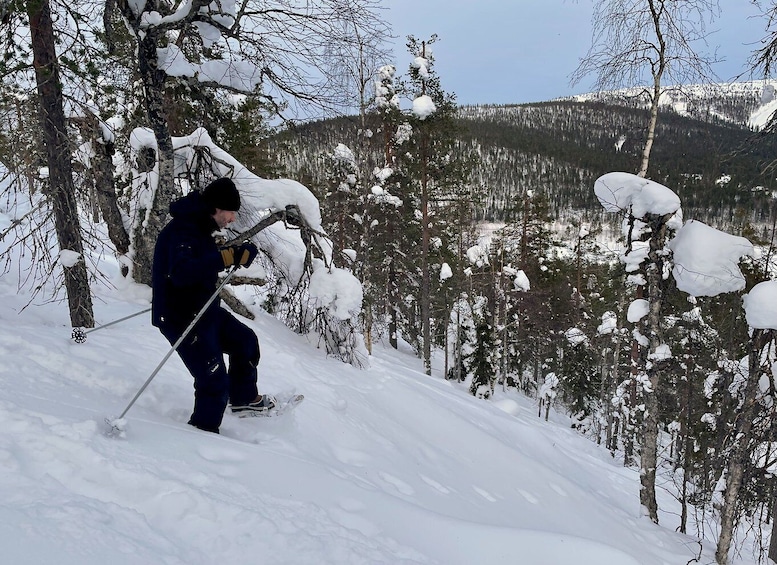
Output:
top-left (273, 81), bottom-right (777, 234)
top-left (558, 79), bottom-right (777, 130)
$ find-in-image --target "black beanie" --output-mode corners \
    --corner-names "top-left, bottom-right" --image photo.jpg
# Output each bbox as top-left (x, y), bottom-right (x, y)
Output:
top-left (201, 177), bottom-right (241, 212)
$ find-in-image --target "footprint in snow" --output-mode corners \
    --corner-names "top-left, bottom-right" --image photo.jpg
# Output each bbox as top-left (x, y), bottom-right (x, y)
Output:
top-left (196, 445), bottom-right (247, 463)
top-left (378, 471), bottom-right (414, 496)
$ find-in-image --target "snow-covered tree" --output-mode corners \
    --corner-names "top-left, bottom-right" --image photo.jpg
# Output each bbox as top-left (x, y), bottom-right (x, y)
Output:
top-left (393, 35), bottom-right (476, 374)
top-left (594, 171), bottom-right (753, 529)
top-left (467, 295), bottom-right (498, 398)
top-left (107, 0), bottom-right (389, 284)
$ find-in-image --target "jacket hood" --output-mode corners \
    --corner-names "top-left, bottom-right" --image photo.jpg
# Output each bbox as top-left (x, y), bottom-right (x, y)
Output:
top-left (169, 192), bottom-right (216, 232)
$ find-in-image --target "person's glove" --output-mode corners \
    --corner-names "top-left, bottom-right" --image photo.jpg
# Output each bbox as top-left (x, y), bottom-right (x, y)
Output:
top-left (220, 241), bottom-right (258, 268)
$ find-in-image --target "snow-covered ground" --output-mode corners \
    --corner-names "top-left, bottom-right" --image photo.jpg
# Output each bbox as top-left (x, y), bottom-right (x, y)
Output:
top-left (0, 240), bottom-right (761, 564)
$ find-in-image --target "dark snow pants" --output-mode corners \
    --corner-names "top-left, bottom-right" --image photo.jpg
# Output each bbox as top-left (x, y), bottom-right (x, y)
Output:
top-left (160, 308), bottom-right (259, 433)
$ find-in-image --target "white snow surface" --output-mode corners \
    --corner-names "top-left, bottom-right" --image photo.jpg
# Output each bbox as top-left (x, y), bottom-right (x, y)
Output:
top-left (0, 231), bottom-right (760, 565)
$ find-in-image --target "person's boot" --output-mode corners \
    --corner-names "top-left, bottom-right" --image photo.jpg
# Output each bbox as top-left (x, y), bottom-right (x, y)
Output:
top-left (231, 394), bottom-right (276, 414)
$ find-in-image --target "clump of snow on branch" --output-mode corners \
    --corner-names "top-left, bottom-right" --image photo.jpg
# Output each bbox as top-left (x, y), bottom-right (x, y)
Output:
top-left (155, 46), bottom-right (263, 92)
top-left (594, 172), bottom-right (682, 225)
top-left (668, 220), bottom-right (753, 297)
top-left (412, 95), bottom-right (436, 120)
top-left (156, 45), bottom-right (196, 77)
top-left (176, 128), bottom-right (324, 234)
top-left (198, 59), bottom-right (263, 91)
top-left (369, 186), bottom-right (402, 207)
top-left (466, 244), bottom-right (489, 268)
top-left (627, 299), bottom-right (649, 323)
top-left (502, 265), bottom-right (529, 290)
top-left (633, 329), bottom-right (649, 347)
top-left (595, 172), bottom-right (751, 300)
top-left (255, 222), bottom-right (309, 286)
top-left (308, 265), bottom-right (363, 321)
top-left (597, 311), bottom-right (617, 335)
top-left (58, 249), bottom-right (82, 268)
top-left (374, 65), bottom-right (399, 109)
top-left (330, 144), bottom-right (359, 192)
top-left (620, 241), bottom-right (648, 273)
top-left (374, 167), bottom-right (393, 183)
top-left (411, 56), bottom-right (431, 79)
top-left (141, 1), bottom-right (259, 92)
top-left (744, 281), bottom-right (777, 329)
top-left (649, 344), bottom-right (673, 361)
top-left (513, 269), bottom-right (530, 291)
top-left (128, 128), bottom-right (161, 220)
top-left (439, 262), bottom-right (453, 282)
top-left (565, 328), bottom-right (587, 346)
top-left (193, 21), bottom-right (221, 48)
top-left (395, 123), bottom-right (412, 145)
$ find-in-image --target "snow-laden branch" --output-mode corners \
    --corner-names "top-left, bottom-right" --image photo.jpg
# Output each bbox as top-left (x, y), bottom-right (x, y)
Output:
top-left (595, 171), bottom-right (752, 298)
top-left (668, 220), bottom-right (753, 297)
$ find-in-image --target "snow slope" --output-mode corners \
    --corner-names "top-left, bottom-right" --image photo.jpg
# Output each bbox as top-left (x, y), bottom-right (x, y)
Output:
top-left (0, 256), bottom-right (759, 564)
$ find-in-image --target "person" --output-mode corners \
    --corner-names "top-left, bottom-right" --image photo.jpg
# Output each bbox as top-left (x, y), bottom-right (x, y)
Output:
top-left (151, 177), bottom-right (275, 433)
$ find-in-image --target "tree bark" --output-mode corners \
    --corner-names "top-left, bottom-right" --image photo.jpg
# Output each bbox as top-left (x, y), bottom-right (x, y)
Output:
top-left (73, 115), bottom-right (131, 272)
top-left (132, 26), bottom-right (177, 285)
top-left (27, 0), bottom-right (94, 328)
top-left (716, 329), bottom-right (773, 564)
top-left (420, 131), bottom-right (431, 375)
top-left (637, 0), bottom-right (668, 178)
top-left (769, 496), bottom-right (777, 563)
top-left (115, 0), bottom-right (177, 285)
top-left (639, 212), bottom-right (673, 524)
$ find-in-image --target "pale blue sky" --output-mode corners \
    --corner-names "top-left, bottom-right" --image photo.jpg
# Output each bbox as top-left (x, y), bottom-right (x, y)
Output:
top-left (385, 0), bottom-right (768, 105)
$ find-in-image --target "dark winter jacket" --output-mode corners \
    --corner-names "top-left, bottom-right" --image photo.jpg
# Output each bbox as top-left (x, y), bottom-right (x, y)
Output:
top-left (151, 192), bottom-right (227, 333)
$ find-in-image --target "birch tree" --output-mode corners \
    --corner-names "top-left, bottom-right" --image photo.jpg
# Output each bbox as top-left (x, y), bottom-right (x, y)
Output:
top-left (571, 0), bottom-right (720, 177)
top-left (594, 172), bottom-right (753, 526)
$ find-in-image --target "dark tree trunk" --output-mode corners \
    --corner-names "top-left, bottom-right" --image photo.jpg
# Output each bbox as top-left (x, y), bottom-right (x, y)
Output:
top-left (420, 131), bottom-right (431, 376)
top-left (93, 128), bottom-right (130, 263)
top-left (769, 496), bottom-right (777, 564)
top-left (27, 0), bottom-right (94, 328)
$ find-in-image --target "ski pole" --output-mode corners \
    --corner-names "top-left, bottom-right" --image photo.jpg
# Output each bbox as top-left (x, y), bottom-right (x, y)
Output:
top-left (72, 308), bottom-right (152, 343)
top-left (107, 266), bottom-right (239, 433)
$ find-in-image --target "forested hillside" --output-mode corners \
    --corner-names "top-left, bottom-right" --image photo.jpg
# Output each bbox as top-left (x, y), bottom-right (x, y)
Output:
top-left (272, 87), bottom-right (777, 238)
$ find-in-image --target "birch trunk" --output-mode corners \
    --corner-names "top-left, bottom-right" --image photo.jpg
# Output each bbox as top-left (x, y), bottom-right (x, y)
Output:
top-left (715, 329), bottom-right (773, 564)
top-left (131, 27), bottom-right (176, 285)
top-left (639, 212), bottom-right (673, 524)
